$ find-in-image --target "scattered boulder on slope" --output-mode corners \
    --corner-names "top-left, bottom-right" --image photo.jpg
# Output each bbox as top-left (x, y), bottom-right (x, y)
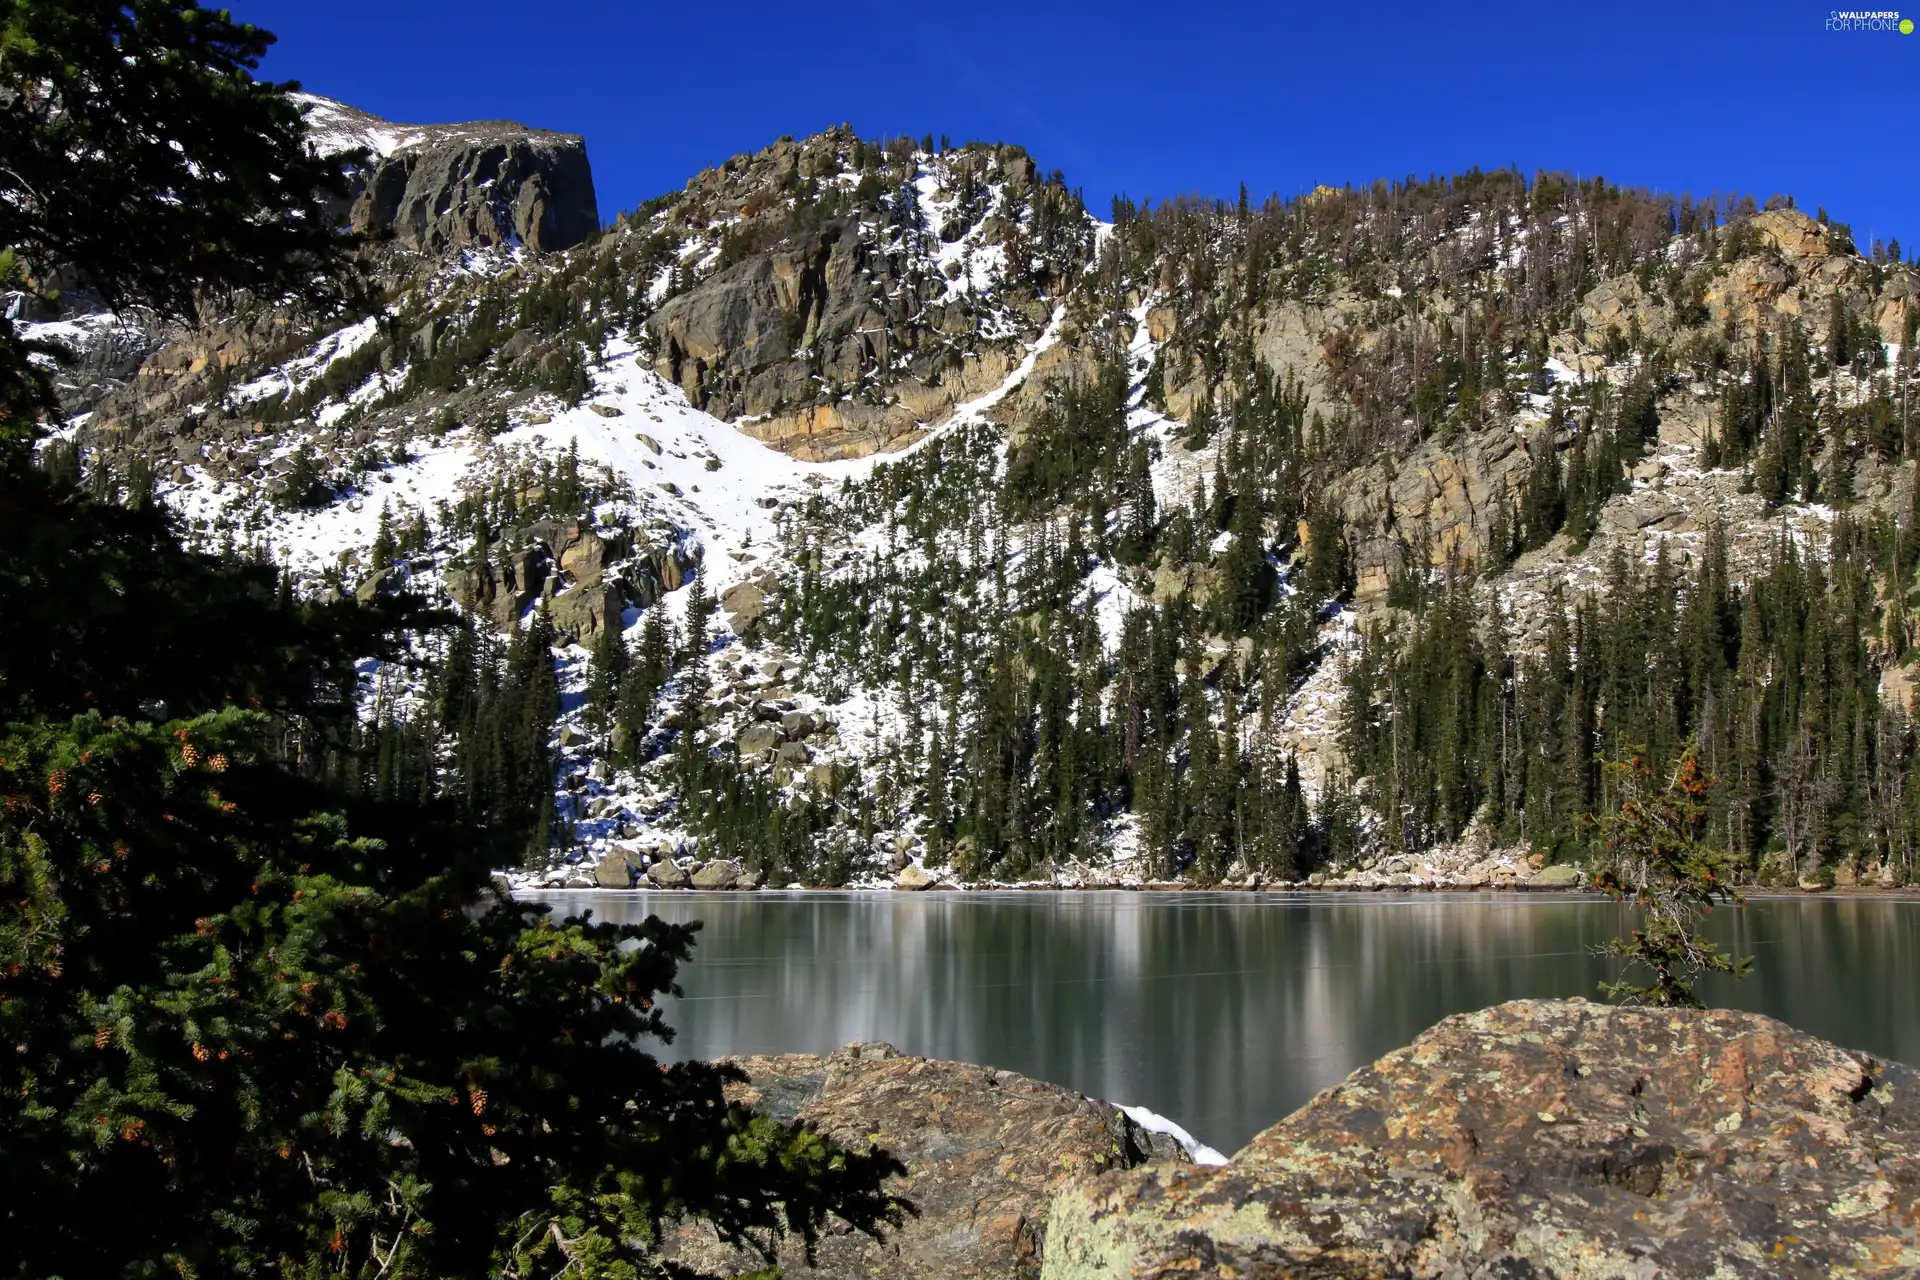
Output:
top-left (721, 577), bottom-right (774, 638)
top-left (548, 580), bottom-right (624, 642)
top-left (1042, 999), bottom-right (1920, 1279)
top-left (736, 722), bottom-right (782, 758)
top-left (661, 1041), bottom-right (1185, 1280)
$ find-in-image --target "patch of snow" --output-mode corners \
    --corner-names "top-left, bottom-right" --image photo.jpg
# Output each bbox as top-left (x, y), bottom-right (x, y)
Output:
top-left (19, 311), bottom-right (147, 369)
top-left (1542, 355), bottom-right (1584, 387)
top-left (1114, 1103), bottom-right (1228, 1165)
top-left (291, 93), bottom-right (414, 159)
top-left (1083, 560), bottom-right (1145, 650)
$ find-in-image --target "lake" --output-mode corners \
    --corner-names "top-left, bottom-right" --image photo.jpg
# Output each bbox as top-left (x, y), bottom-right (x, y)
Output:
top-left (527, 889), bottom-right (1920, 1155)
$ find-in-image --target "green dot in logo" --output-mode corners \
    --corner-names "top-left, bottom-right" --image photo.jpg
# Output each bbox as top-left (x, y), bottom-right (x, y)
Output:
top-left (1904, 17), bottom-right (1916, 32)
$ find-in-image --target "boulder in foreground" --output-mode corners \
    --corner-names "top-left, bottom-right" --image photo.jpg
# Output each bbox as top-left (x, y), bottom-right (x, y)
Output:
top-left (1044, 999), bottom-right (1919, 1278)
top-left (662, 1041), bottom-right (1185, 1279)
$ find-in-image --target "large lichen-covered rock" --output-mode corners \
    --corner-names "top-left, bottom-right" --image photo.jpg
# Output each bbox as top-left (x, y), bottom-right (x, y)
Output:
top-left (643, 860), bottom-right (691, 889)
top-left (1525, 862), bottom-right (1583, 888)
top-left (1042, 999), bottom-right (1920, 1279)
top-left (894, 862), bottom-right (937, 890)
top-left (661, 1042), bottom-right (1185, 1280)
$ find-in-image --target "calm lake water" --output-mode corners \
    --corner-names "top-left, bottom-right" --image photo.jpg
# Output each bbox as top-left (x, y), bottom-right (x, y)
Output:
top-left (528, 890), bottom-right (1920, 1155)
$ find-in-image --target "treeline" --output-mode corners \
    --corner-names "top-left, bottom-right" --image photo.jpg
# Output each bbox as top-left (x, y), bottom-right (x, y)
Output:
top-left (751, 416), bottom-right (1345, 884)
top-left (1340, 517), bottom-right (1920, 883)
top-left (1096, 163), bottom-right (1919, 488)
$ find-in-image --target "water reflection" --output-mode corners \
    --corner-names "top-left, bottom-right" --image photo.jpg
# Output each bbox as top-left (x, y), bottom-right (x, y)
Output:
top-left (530, 890), bottom-right (1920, 1154)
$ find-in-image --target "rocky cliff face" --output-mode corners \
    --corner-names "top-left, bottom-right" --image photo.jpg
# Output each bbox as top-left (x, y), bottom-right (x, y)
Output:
top-left (1043, 999), bottom-right (1920, 1278)
top-left (61, 96), bottom-right (601, 463)
top-left (1130, 200), bottom-right (1920, 610)
top-left (634, 127), bottom-right (1093, 459)
top-left (297, 94), bottom-right (600, 255)
top-left (660, 1041), bottom-right (1186, 1280)
top-left (646, 216), bottom-right (1040, 459)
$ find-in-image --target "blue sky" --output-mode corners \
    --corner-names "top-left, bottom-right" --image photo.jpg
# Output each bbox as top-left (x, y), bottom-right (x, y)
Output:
top-left (248, 0), bottom-right (1919, 248)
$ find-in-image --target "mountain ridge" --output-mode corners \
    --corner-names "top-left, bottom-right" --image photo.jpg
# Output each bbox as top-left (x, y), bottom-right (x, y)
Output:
top-left (28, 98), bottom-right (1920, 891)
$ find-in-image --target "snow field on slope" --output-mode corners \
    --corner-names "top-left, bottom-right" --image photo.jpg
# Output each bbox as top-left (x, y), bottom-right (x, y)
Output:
top-left (911, 165), bottom-right (1009, 305)
top-left (148, 263), bottom-right (1339, 880)
top-left (291, 93), bottom-right (417, 159)
top-left (525, 309), bottom-right (1077, 871)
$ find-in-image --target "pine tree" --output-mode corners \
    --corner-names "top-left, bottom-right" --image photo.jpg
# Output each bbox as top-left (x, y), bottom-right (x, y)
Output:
top-left (0, 11), bottom-right (906, 1275)
top-left (585, 610), bottom-right (628, 733)
top-left (613, 603), bottom-right (671, 761)
top-left (1593, 744), bottom-right (1753, 1007)
top-left (672, 579), bottom-right (717, 798)
top-left (370, 502), bottom-right (397, 574)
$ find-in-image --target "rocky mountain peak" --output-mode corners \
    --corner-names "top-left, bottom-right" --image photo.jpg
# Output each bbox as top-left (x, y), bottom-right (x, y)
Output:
top-left (618, 128), bottom-right (1088, 459)
top-left (294, 93), bottom-right (600, 256)
top-left (1751, 205), bottom-right (1845, 260)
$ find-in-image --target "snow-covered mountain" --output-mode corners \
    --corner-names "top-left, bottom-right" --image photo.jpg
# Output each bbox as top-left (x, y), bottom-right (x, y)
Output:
top-left (40, 101), bottom-right (1920, 892)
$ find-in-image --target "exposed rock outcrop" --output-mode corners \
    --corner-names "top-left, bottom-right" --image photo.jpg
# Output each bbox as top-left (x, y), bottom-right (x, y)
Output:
top-left (635, 127), bottom-right (1089, 460)
top-left (1549, 208), bottom-right (1906, 380)
top-left (1324, 416), bottom-right (1531, 603)
top-left (444, 520), bottom-right (697, 634)
top-left (297, 94), bottom-right (599, 255)
top-left (1043, 999), bottom-right (1920, 1279)
top-left (662, 1041), bottom-right (1186, 1280)
top-left (646, 218), bottom-right (1034, 460)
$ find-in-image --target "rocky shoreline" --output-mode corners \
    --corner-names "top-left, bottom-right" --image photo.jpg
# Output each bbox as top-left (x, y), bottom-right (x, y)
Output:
top-left (516, 831), bottom-right (1915, 896)
top-left (514, 855), bottom-right (1919, 897)
top-left (677, 1002), bottom-right (1919, 1279)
